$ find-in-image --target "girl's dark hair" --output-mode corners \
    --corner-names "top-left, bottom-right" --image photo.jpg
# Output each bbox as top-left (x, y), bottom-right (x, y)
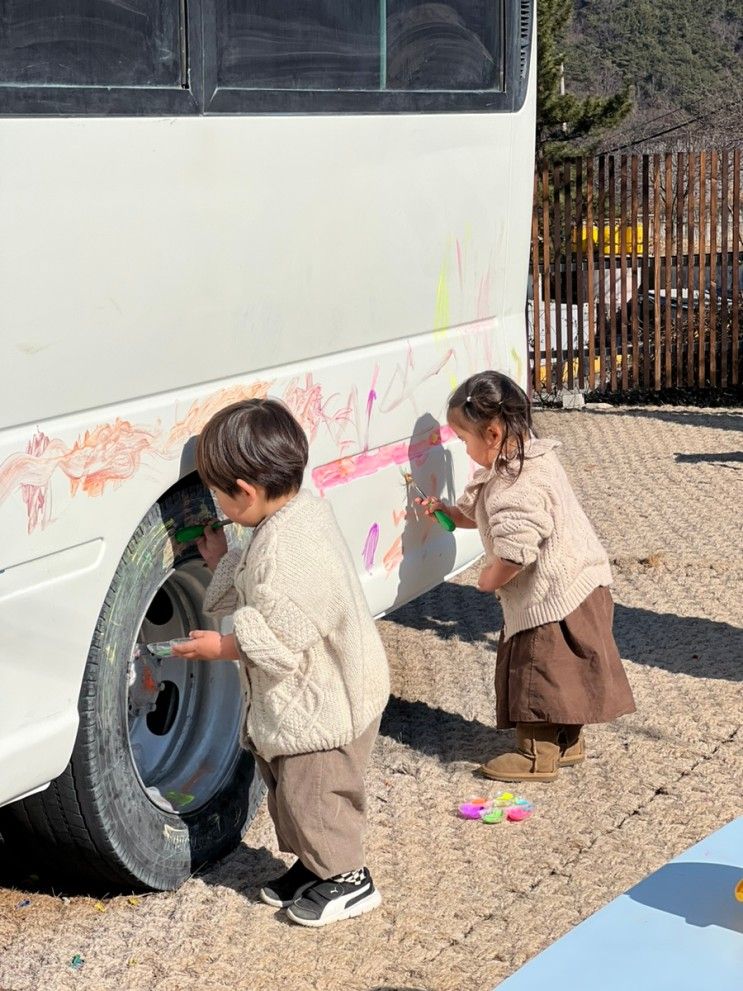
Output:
top-left (448, 371), bottom-right (533, 479)
top-left (196, 398), bottom-right (308, 500)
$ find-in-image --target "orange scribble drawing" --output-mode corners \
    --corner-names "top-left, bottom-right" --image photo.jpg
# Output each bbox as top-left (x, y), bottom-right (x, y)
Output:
top-left (382, 536), bottom-right (403, 575)
top-left (392, 508), bottom-right (407, 526)
top-left (64, 419), bottom-right (162, 497)
top-left (0, 419), bottom-right (161, 533)
top-left (165, 381), bottom-right (272, 450)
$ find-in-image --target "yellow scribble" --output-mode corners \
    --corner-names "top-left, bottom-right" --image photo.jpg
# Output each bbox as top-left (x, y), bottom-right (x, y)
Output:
top-left (510, 347), bottom-right (524, 387)
top-left (434, 256), bottom-right (450, 340)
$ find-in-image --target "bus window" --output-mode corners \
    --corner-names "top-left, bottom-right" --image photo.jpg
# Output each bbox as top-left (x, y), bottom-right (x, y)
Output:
top-left (216, 1), bottom-right (380, 90)
top-left (387, 2), bottom-right (501, 90)
top-left (0, 0), bottom-right (185, 89)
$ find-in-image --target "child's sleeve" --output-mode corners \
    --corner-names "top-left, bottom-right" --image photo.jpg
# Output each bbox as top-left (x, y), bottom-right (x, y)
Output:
top-left (233, 583), bottom-right (323, 679)
top-left (203, 547), bottom-right (244, 615)
top-left (455, 467), bottom-right (491, 521)
top-left (486, 489), bottom-right (554, 566)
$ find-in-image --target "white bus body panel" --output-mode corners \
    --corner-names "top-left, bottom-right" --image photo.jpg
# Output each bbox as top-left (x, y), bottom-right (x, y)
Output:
top-left (0, 90), bottom-right (535, 805)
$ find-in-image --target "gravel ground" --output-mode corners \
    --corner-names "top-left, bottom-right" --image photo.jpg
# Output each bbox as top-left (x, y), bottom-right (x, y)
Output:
top-left (1, 405), bottom-right (741, 991)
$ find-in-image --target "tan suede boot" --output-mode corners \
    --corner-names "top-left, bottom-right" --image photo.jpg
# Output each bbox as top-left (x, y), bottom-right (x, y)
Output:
top-left (558, 725), bottom-right (586, 767)
top-left (479, 723), bottom-right (561, 782)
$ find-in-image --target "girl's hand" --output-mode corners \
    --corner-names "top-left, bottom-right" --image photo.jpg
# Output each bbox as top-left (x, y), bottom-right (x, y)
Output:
top-left (415, 495), bottom-right (447, 518)
top-left (477, 558), bottom-right (522, 592)
top-left (196, 525), bottom-right (229, 571)
top-left (414, 497), bottom-right (477, 530)
top-left (171, 630), bottom-right (224, 661)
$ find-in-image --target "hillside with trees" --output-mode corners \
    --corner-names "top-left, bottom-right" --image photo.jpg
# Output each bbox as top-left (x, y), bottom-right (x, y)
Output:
top-left (563, 0), bottom-right (743, 152)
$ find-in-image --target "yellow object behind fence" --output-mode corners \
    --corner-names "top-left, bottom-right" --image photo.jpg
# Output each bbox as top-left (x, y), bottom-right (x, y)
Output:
top-left (572, 221), bottom-right (644, 256)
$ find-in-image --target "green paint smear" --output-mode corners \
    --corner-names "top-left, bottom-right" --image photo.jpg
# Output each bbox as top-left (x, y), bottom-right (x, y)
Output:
top-left (165, 790), bottom-right (196, 808)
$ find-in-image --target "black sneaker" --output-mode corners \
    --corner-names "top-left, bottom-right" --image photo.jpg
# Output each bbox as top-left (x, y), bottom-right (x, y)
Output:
top-left (259, 860), bottom-right (319, 908)
top-left (286, 867), bottom-right (382, 927)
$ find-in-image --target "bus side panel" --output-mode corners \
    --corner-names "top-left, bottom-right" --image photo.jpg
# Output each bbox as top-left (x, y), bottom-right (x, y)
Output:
top-left (0, 320), bottom-right (523, 806)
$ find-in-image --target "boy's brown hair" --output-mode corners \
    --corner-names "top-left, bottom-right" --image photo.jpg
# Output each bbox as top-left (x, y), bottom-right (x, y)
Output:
top-left (196, 398), bottom-right (308, 500)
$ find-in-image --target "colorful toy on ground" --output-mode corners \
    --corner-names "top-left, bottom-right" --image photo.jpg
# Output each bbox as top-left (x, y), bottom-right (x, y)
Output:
top-left (458, 792), bottom-right (534, 823)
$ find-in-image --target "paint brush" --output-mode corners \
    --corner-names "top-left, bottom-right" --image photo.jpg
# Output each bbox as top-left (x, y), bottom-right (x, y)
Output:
top-left (174, 519), bottom-right (233, 544)
top-left (400, 470), bottom-right (457, 532)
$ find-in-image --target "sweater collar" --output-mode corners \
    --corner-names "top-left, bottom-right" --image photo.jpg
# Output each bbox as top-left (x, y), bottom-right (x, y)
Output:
top-left (253, 488), bottom-right (313, 534)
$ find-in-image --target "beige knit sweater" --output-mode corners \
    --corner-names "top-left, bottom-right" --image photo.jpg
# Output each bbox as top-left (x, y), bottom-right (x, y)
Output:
top-left (204, 490), bottom-right (390, 760)
top-left (457, 437), bottom-right (613, 640)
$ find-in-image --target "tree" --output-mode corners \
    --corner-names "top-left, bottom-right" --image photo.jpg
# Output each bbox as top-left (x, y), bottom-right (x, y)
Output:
top-left (537, 0), bottom-right (631, 161)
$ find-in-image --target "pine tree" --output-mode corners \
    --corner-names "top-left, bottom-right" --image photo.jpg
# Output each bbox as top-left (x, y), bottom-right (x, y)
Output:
top-left (537, 0), bottom-right (631, 161)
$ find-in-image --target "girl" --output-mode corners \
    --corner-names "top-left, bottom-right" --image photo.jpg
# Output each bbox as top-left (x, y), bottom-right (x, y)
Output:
top-left (422, 371), bottom-right (635, 782)
top-left (173, 398), bottom-right (389, 926)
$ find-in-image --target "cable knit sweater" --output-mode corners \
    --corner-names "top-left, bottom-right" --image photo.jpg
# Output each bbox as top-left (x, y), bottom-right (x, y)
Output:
top-left (203, 489), bottom-right (390, 760)
top-left (457, 437), bottom-right (613, 641)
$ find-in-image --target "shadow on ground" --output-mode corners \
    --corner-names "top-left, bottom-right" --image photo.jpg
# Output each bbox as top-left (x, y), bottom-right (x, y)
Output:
top-left (386, 582), bottom-right (743, 682)
top-left (380, 696), bottom-right (508, 765)
top-left (590, 408), bottom-right (743, 431)
top-left (675, 451), bottom-right (743, 465)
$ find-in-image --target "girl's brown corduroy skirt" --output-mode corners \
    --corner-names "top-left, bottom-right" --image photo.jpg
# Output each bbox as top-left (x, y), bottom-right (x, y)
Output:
top-left (495, 586), bottom-right (636, 728)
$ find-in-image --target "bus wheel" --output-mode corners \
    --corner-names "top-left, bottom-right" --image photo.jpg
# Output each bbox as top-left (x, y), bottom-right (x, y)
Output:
top-left (0, 484), bottom-right (263, 891)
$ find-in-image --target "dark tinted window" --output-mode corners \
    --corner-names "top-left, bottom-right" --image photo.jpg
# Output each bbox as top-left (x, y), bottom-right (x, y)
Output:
top-left (387, 2), bottom-right (499, 90)
top-left (217, 1), bottom-right (380, 90)
top-left (213, 1), bottom-right (502, 92)
top-left (0, 0), bottom-right (183, 88)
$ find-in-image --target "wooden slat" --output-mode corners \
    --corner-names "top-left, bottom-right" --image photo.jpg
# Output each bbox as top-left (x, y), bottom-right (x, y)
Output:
top-left (531, 173), bottom-right (541, 395)
top-left (586, 158), bottom-right (596, 391)
top-left (732, 147), bottom-right (740, 386)
top-left (597, 155), bottom-right (607, 390)
top-left (576, 158), bottom-right (586, 388)
top-left (541, 164), bottom-right (553, 391)
top-left (720, 149), bottom-right (729, 386)
top-left (630, 154), bottom-right (639, 387)
top-left (609, 156), bottom-right (618, 392)
top-left (564, 163), bottom-right (575, 389)
top-left (697, 152), bottom-right (707, 387)
top-left (664, 152), bottom-right (673, 388)
top-left (676, 152), bottom-right (685, 386)
top-left (686, 150), bottom-right (696, 387)
top-left (653, 154), bottom-right (662, 390)
top-left (642, 154), bottom-right (651, 388)
top-left (709, 151), bottom-right (718, 387)
top-left (620, 154), bottom-right (629, 390)
top-left (553, 162), bottom-right (563, 389)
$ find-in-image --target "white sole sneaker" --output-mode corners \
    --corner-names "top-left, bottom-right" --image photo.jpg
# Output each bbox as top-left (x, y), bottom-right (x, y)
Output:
top-left (259, 880), bottom-right (315, 909)
top-left (286, 887), bottom-right (382, 928)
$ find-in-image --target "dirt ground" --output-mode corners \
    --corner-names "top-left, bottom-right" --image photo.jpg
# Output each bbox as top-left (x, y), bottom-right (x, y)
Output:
top-left (1, 405), bottom-right (741, 991)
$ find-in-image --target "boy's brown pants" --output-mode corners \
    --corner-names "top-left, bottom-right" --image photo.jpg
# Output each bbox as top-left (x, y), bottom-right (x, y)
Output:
top-left (252, 717), bottom-right (380, 881)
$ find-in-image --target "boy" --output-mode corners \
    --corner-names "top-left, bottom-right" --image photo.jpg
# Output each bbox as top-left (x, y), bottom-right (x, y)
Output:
top-left (174, 398), bottom-right (389, 926)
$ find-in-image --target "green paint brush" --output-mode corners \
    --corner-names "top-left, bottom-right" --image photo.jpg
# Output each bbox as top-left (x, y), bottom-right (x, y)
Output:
top-left (174, 519), bottom-right (233, 544)
top-left (401, 470), bottom-right (457, 532)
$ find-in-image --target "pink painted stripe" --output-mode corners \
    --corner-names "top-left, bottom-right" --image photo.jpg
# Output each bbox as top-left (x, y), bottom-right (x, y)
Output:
top-left (312, 424), bottom-right (456, 494)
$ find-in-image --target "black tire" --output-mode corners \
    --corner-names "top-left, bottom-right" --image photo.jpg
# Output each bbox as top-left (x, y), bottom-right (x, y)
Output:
top-left (0, 484), bottom-right (264, 891)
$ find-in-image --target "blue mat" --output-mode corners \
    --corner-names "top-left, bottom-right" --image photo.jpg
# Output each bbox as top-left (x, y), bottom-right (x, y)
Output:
top-left (499, 817), bottom-right (743, 990)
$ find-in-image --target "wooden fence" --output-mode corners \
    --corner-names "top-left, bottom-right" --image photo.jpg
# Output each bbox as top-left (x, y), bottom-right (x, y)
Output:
top-left (529, 150), bottom-right (743, 395)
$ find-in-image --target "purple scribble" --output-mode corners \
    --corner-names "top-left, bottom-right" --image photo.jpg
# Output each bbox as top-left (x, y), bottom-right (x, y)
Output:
top-left (362, 523), bottom-right (380, 573)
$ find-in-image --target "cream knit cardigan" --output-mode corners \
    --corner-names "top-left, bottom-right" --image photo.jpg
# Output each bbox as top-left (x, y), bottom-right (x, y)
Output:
top-left (458, 437), bottom-right (613, 640)
top-left (204, 490), bottom-right (390, 760)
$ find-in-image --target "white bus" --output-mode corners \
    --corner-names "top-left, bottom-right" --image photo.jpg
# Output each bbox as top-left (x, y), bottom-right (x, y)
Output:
top-left (0, 1), bottom-right (535, 890)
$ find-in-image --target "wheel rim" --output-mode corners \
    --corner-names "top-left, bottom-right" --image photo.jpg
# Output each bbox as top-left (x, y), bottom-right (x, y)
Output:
top-left (127, 556), bottom-right (244, 815)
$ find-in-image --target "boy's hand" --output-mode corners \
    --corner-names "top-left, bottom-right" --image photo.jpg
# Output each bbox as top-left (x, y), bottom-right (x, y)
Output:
top-left (196, 525), bottom-right (229, 571)
top-left (171, 631), bottom-right (224, 661)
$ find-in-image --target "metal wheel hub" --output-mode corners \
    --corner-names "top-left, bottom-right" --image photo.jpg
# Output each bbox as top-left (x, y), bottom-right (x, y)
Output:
top-left (127, 557), bottom-right (244, 815)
